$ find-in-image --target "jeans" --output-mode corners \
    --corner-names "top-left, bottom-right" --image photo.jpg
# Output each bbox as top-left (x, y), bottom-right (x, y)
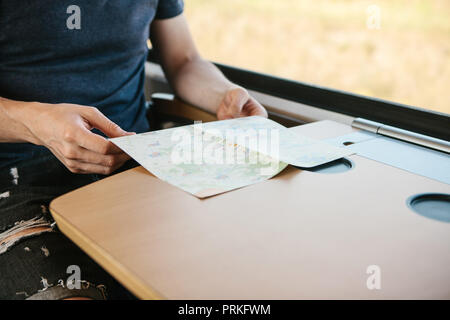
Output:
top-left (0, 150), bottom-right (138, 299)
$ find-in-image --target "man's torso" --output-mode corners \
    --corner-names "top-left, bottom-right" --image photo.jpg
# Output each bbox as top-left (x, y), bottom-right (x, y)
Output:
top-left (0, 0), bottom-right (183, 166)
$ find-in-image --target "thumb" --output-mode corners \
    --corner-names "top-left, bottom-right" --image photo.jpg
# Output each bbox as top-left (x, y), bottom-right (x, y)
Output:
top-left (84, 107), bottom-right (132, 138)
top-left (226, 88), bottom-right (249, 118)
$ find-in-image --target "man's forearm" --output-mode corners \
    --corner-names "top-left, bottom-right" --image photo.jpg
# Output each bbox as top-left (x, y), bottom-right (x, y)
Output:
top-left (0, 97), bottom-right (39, 143)
top-left (167, 57), bottom-right (239, 114)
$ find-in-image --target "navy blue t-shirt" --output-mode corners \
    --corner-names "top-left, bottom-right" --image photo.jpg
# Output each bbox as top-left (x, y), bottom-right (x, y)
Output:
top-left (0, 0), bottom-right (183, 167)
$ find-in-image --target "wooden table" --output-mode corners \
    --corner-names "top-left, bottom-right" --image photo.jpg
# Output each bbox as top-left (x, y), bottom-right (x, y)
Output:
top-left (50, 120), bottom-right (450, 299)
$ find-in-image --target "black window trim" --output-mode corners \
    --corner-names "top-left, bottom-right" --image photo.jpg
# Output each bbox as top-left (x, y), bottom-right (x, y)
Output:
top-left (147, 50), bottom-right (450, 141)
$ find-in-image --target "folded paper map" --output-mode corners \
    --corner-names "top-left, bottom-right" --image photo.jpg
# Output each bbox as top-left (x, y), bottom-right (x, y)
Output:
top-left (110, 116), bottom-right (353, 198)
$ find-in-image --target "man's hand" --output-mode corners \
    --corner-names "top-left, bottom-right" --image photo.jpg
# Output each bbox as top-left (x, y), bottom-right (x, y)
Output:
top-left (216, 87), bottom-right (268, 120)
top-left (24, 103), bottom-right (134, 175)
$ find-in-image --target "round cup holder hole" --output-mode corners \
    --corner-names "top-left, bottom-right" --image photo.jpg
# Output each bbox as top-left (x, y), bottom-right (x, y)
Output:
top-left (407, 193), bottom-right (450, 223)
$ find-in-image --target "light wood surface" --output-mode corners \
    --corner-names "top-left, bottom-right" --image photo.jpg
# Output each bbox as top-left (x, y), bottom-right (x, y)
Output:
top-left (50, 121), bottom-right (450, 299)
top-left (289, 119), bottom-right (358, 140)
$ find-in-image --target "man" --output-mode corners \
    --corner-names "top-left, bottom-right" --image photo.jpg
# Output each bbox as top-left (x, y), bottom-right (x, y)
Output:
top-left (0, 1), bottom-right (267, 300)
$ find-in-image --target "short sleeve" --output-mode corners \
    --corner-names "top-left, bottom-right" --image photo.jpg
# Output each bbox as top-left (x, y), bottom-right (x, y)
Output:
top-left (155, 0), bottom-right (184, 20)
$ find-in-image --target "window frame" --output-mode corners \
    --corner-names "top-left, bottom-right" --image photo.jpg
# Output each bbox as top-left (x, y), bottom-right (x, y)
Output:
top-left (147, 50), bottom-right (450, 141)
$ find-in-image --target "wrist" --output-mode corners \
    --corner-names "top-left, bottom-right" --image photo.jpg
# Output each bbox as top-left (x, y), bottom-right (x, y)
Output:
top-left (2, 99), bottom-right (43, 144)
top-left (21, 102), bottom-right (46, 145)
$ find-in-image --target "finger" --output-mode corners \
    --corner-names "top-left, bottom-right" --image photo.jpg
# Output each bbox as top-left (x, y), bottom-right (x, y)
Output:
top-left (65, 159), bottom-right (124, 175)
top-left (48, 145), bottom-right (126, 175)
top-left (245, 99), bottom-right (268, 118)
top-left (219, 114), bottom-right (234, 120)
top-left (227, 90), bottom-right (247, 118)
top-left (63, 144), bottom-right (131, 166)
top-left (80, 150), bottom-right (130, 167)
top-left (82, 107), bottom-right (133, 138)
top-left (75, 129), bottom-right (124, 155)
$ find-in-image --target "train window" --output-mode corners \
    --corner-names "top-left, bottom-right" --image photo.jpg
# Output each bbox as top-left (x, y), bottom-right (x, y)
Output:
top-left (185, 0), bottom-right (450, 115)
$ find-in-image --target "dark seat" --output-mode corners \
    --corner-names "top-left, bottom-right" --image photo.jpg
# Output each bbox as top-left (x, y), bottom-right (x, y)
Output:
top-left (146, 93), bottom-right (216, 131)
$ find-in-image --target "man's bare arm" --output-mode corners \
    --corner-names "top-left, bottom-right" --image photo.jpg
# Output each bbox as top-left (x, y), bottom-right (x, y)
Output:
top-left (0, 97), bottom-right (39, 143)
top-left (150, 14), bottom-right (267, 119)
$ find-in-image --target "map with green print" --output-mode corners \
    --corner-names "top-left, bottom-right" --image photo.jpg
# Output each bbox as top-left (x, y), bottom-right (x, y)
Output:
top-left (110, 117), bottom-right (352, 198)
